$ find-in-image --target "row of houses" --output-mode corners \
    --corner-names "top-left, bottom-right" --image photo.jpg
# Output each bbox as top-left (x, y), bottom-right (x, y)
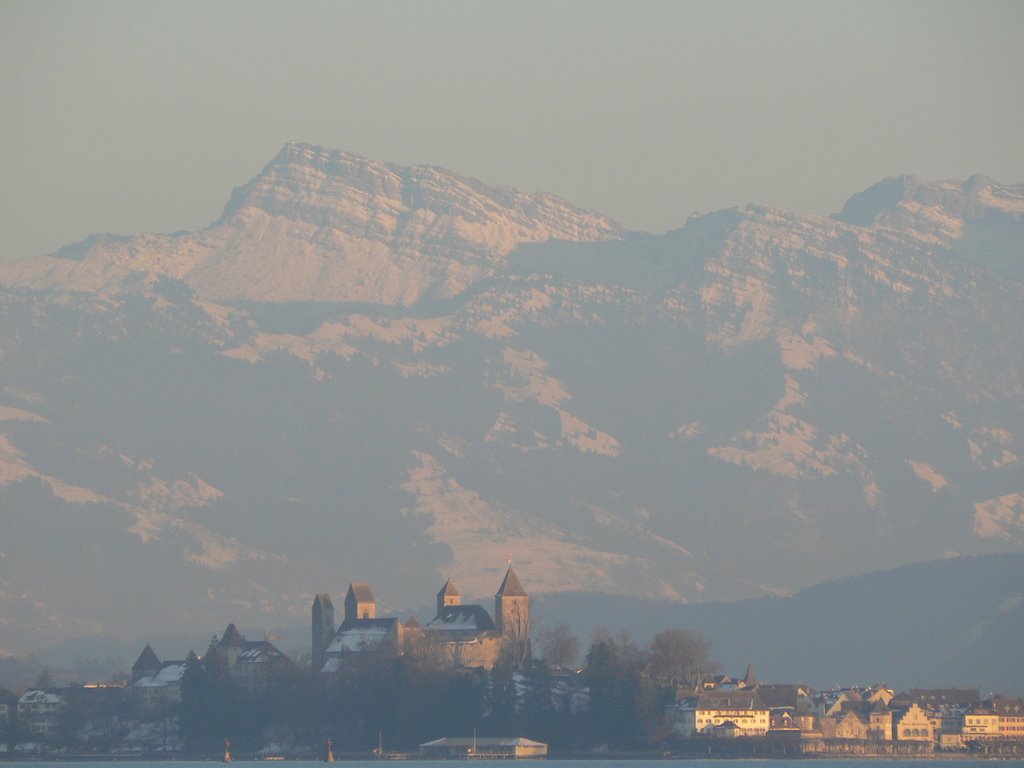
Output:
top-left (0, 621), bottom-right (294, 747)
top-left (0, 683), bottom-right (125, 742)
top-left (665, 677), bottom-right (1024, 751)
top-left (126, 622), bottom-right (294, 715)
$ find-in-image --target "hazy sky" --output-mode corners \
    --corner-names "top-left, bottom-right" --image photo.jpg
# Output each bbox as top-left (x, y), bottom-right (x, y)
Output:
top-left (2, 0), bottom-right (1022, 260)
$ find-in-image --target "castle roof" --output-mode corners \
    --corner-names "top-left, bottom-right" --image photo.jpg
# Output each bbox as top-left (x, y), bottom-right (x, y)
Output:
top-left (237, 640), bottom-right (289, 665)
top-left (426, 604), bottom-right (496, 632)
top-left (347, 582), bottom-right (375, 603)
top-left (132, 643), bottom-right (161, 672)
top-left (404, 616), bottom-right (422, 629)
top-left (314, 592), bottom-right (334, 609)
top-left (133, 661), bottom-right (186, 688)
top-left (219, 623), bottom-right (246, 647)
top-left (438, 578), bottom-right (460, 598)
top-left (496, 566), bottom-right (526, 597)
top-left (326, 618), bottom-right (399, 653)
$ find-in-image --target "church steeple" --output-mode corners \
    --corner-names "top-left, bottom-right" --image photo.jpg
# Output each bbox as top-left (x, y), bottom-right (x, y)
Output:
top-left (344, 583), bottom-right (376, 625)
top-left (495, 565), bottom-right (530, 666)
top-left (131, 643), bottom-right (161, 683)
top-left (496, 565), bottom-right (527, 599)
top-left (742, 662), bottom-right (757, 689)
top-left (437, 578), bottom-right (461, 616)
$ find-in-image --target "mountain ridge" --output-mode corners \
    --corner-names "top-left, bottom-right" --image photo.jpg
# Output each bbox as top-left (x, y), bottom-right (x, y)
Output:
top-left (0, 142), bottom-right (621, 305)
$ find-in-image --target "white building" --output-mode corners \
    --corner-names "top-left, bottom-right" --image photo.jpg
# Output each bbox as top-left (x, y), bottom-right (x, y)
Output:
top-left (671, 691), bottom-right (770, 738)
top-left (17, 690), bottom-right (64, 739)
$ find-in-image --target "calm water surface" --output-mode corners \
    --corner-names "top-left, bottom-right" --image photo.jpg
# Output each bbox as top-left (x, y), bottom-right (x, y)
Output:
top-left (13, 761), bottom-right (1024, 768)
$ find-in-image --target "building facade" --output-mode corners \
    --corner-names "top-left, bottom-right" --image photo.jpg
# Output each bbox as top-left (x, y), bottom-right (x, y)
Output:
top-left (671, 692), bottom-right (771, 738)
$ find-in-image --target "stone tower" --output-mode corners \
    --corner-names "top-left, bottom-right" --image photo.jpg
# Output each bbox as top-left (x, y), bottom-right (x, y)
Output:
top-left (495, 566), bottom-right (529, 665)
top-left (437, 578), bottom-right (461, 616)
top-left (312, 592), bottom-right (335, 671)
top-left (344, 582), bottom-right (376, 625)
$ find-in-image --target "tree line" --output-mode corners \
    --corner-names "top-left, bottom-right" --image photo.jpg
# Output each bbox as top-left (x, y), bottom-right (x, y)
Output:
top-left (179, 626), bottom-right (715, 754)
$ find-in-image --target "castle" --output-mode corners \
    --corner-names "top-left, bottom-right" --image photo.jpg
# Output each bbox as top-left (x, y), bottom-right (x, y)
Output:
top-left (312, 566), bottom-right (530, 672)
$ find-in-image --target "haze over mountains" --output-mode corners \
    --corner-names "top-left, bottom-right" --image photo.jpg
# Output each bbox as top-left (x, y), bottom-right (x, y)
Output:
top-left (0, 143), bottom-right (1021, 665)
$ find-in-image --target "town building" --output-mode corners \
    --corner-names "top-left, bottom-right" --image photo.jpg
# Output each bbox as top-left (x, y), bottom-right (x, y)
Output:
top-left (419, 736), bottom-right (547, 758)
top-left (992, 696), bottom-right (1024, 741)
top-left (670, 691), bottom-right (770, 738)
top-left (820, 709), bottom-right (869, 740)
top-left (961, 705), bottom-right (1001, 741)
top-left (206, 624), bottom-right (292, 692)
top-left (129, 644), bottom-right (187, 714)
top-left (16, 690), bottom-right (64, 740)
top-left (890, 702), bottom-right (934, 743)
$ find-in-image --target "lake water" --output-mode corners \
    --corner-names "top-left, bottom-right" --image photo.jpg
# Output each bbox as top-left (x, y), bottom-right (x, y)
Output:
top-left (11, 761), bottom-right (1024, 768)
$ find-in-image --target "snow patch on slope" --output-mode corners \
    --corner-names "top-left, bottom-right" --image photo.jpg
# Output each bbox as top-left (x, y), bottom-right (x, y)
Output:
top-left (492, 347), bottom-right (620, 456)
top-left (779, 323), bottom-right (837, 371)
top-left (974, 493), bottom-right (1024, 542)
top-left (707, 374), bottom-right (878, 506)
top-left (968, 427), bottom-right (1019, 470)
top-left (907, 460), bottom-right (948, 493)
top-left (400, 451), bottom-right (631, 596)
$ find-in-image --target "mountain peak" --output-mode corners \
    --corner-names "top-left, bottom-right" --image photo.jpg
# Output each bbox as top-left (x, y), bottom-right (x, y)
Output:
top-left (0, 143), bottom-right (621, 305)
top-left (220, 142), bottom-right (620, 242)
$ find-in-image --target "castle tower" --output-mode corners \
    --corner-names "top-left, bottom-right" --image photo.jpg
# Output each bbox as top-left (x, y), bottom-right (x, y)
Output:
top-left (495, 566), bottom-right (529, 666)
top-left (344, 582), bottom-right (376, 625)
top-left (131, 643), bottom-right (161, 683)
top-left (312, 593), bottom-right (335, 670)
top-left (218, 623), bottom-right (246, 669)
top-left (437, 578), bottom-right (461, 616)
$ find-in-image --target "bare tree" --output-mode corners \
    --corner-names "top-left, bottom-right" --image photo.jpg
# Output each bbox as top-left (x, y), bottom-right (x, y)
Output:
top-left (646, 628), bottom-right (713, 687)
top-left (402, 629), bottom-right (451, 669)
top-left (537, 623), bottom-right (581, 670)
top-left (500, 596), bottom-right (532, 669)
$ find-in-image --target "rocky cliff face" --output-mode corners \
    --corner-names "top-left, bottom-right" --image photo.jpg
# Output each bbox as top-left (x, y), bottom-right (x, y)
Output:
top-left (0, 147), bottom-right (1021, 655)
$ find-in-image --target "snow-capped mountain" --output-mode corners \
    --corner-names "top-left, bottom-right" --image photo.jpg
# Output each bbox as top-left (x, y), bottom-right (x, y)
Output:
top-left (0, 146), bottom-right (1021, 655)
top-left (1, 143), bottom-right (620, 304)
